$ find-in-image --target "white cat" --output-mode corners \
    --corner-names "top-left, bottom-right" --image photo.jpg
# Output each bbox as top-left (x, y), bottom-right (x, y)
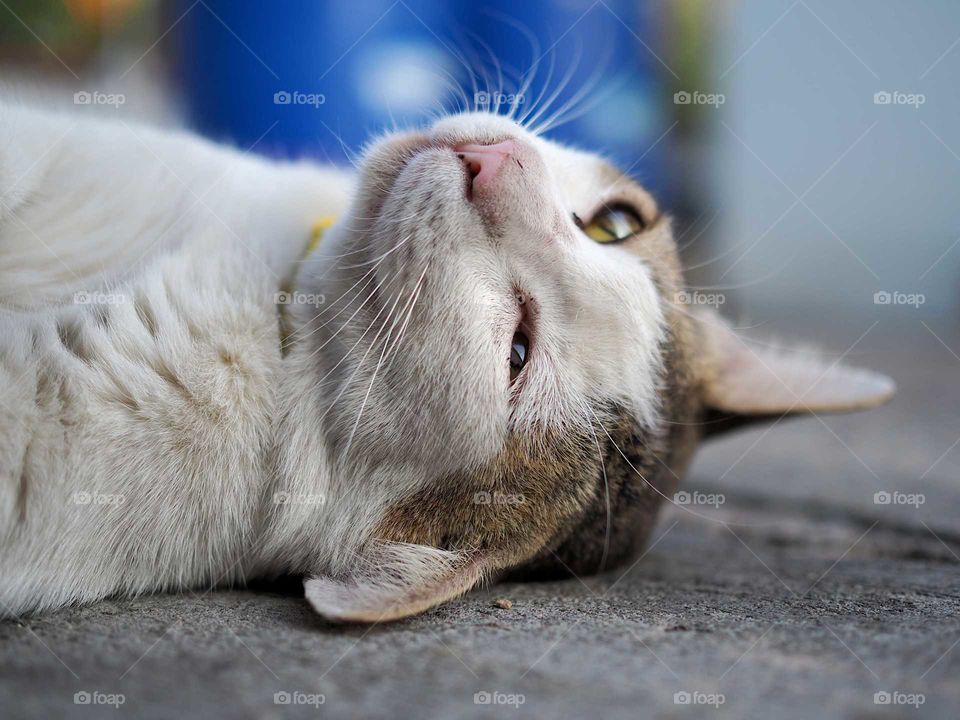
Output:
top-left (0, 101), bottom-right (893, 622)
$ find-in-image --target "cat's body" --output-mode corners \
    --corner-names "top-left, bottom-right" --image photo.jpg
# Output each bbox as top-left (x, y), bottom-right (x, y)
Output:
top-left (0, 103), bottom-right (356, 614)
top-left (0, 101), bottom-right (893, 621)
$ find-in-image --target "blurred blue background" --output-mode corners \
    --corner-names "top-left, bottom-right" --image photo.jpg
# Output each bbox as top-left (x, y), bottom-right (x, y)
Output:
top-left (169, 0), bottom-right (669, 188)
top-left (1, 0), bottom-right (958, 325)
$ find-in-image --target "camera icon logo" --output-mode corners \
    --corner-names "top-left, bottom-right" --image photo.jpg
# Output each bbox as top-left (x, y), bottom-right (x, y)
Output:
top-left (674, 91), bottom-right (692, 105)
top-left (274, 91), bottom-right (292, 105)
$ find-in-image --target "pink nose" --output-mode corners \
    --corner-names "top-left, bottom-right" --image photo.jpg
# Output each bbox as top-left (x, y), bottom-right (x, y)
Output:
top-left (454, 139), bottom-right (518, 194)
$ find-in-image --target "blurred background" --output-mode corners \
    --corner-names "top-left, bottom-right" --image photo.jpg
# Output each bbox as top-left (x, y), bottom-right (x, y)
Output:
top-left (1, 0), bottom-right (958, 523)
top-left (2, 0), bottom-right (957, 322)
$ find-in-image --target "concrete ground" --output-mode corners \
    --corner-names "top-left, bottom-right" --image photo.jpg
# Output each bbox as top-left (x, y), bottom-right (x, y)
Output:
top-left (2, 318), bottom-right (958, 719)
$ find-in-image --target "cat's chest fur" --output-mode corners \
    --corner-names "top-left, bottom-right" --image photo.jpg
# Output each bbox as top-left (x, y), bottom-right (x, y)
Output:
top-left (0, 103), bottom-right (353, 613)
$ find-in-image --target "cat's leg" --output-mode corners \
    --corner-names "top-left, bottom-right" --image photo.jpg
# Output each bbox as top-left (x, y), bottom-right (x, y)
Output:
top-left (0, 101), bottom-right (355, 310)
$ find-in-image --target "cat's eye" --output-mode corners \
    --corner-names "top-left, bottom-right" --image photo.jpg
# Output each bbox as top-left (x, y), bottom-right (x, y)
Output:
top-left (510, 331), bottom-right (529, 382)
top-left (576, 205), bottom-right (645, 243)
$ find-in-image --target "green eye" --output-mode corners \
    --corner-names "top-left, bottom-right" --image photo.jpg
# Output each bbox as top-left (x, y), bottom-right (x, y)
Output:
top-left (577, 205), bottom-right (646, 243)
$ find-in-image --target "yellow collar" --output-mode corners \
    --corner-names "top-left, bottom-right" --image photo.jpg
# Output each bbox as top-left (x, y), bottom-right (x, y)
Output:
top-left (279, 215), bottom-right (336, 350)
top-left (305, 215), bottom-right (336, 256)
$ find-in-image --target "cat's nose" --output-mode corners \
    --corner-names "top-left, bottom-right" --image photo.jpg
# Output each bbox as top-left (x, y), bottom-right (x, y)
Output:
top-left (454, 139), bottom-right (518, 195)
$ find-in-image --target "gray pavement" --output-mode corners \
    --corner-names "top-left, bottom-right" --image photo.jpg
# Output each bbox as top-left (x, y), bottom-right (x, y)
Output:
top-left (2, 318), bottom-right (958, 719)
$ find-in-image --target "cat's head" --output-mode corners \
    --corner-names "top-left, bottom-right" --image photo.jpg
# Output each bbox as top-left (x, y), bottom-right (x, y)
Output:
top-left (289, 112), bottom-right (893, 622)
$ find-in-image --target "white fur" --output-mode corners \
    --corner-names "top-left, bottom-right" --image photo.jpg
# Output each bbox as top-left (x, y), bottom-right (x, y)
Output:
top-left (0, 102), bottom-right (665, 616)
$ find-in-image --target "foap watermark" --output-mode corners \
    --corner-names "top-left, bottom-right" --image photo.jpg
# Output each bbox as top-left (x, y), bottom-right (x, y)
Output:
top-left (873, 290), bottom-right (925, 308)
top-left (475, 91), bottom-right (525, 107)
top-left (273, 90), bottom-right (325, 108)
top-left (473, 691), bottom-right (525, 708)
top-left (873, 90), bottom-right (925, 108)
top-left (275, 290), bottom-right (326, 308)
top-left (273, 491), bottom-right (326, 507)
top-left (873, 490), bottom-right (925, 508)
top-left (674, 490), bottom-right (725, 508)
top-left (74, 90), bottom-right (125, 108)
top-left (473, 491), bottom-right (525, 506)
top-left (74, 691), bottom-right (125, 708)
top-left (72, 491), bottom-right (125, 507)
top-left (674, 690), bottom-right (725, 708)
top-left (874, 690), bottom-right (925, 708)
top-left (674, 90), bottom-right (725, 107)
top-left (675, 290), bottom-right (725, 307)
top-left (273, 691), bottom-right (325, 707)
top-left (74, 290), bottom-right (126, 306)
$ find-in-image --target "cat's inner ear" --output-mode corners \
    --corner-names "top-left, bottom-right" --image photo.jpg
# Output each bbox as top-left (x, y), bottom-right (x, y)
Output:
top-left (304, 542), bottom-right (489, 623)
top-left (694, 310), bottom-right (895, 436)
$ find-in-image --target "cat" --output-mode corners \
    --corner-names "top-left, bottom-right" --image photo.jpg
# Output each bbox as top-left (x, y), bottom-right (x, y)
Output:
top-left (0, 100), bottom-right (894, 622)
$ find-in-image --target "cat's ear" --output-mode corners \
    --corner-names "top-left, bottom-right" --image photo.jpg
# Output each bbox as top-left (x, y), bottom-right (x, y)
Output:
top-left (694, 310), bottom-right (894, 437)
top-left (304, 543), bottom-right (489, 623)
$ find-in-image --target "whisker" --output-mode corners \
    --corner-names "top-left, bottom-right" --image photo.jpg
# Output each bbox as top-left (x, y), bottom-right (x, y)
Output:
top-left (303, 267), bottom-right (402, 397)
top-left (334, 233), bottom-right (417, 270)
top-left (581, 400), bottom-right (612, 573)
top-left (284, 269), bottom-right (379, 347)
top-left (523, 37), bottom-right (582, 132)
top-left (299, 265), bottom-right (400, 361)
top-left (683, 250), bottom-right (798, 291)
top-left (282, 237), bottom-right (406, 347)
top-left (468, 31), bottom-right (504, 113)
top-left (595, 417), bottom-right (775, 529)
top-left (531, 45), bottom-right (616, 136)
top-left (518, 42), bottom-right (557, 127)
top-left (382, 261), bottom-right (430, 371)
top-left (450, 30), bottom-right (493, 113)
top-left (340, 271), bottom-right (413, 456)
top-left (481, 10), bottom-right (540, 121)
top-left (675, 210), bottom-right (720, 255)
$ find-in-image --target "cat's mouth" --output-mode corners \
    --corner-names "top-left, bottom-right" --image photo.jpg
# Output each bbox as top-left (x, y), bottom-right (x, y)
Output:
top-left (509, 290), bottom-right (535, 395)
top-left (510, 327), bottom-right (529, 384)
